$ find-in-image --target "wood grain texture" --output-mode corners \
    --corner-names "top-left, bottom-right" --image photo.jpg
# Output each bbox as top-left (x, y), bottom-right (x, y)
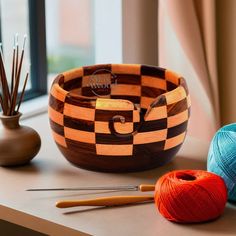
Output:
top-left (49, 95), bottom-right (64, 113)
top-left (135, 118), bottom-right (167, 132)
top-left (145, 106), bottom-right (167, 121)
top-left (49, 119), bottom-right (64, 136)
top-left (96, 98), bottom-right (134, 111)
top-left (111, 84), bottom-right (141, 96)
top-left (65, 138), bottom-right (96, 154)
top-left (165, 86), bottom-right (187, 105)
top-left (167, 98), bottom-right (188, 116)
top-left (51, 130), bottom-right (66, 148)
top-left (82, 74), bottom-right (111, 87)
top-left (167, 121), bottom-right (188, 139)
top-left (96, 144), bottom-right (133, 156)
top-left (64, 127), bottom-right (95, 144)
top-left (95, 121), bottom-right (133, 134)
top-left (95, 110), bottom-right (133, 122)
top-left (96, 133), bottom-right (133, 145)
top-left (81, 86), bottom-right (111, 97)
top-left (56, 142), bottom-right (182, 172)
top-left (63, 67), bottom-right (83, 82)
top-left (112, 74), bottom-right (141, 85)
top-left (165, 70), bottom-right (180, 85)
top-left (50, 84), bottom-right (68, 102)
top-left (64, 103), bottom-right (95, 121)
top-left (164, 132), bottom-right (186, 150)
top-left (142, 75), bottom-right (167, 90)
top-left (48, 106), bottom-right (63, 126)
top-left (167, 81), bottom-right (177, 92)
top-left (133, 129), bottom-right (167, 145)
top-left (140, 96), bottom-right (156, 109)
top-left (49, 64), bottom-right (190, 172)
top-left (141, 86), bottom-right (166, 98)
top-left (111, 64), bottom-right (141, 75)
top-left (141, 65), bottom-right (165, 78)
top-left (167, 110), bottom-right (189, 128)
top-left (65, 95), bottom-right (96, 108)
top-left (64, 116), bottom-right (94, 132)
top-left (110, 95), bottom-right (141, 104)
top-left (52, 74), bottom-right (64, 86)
top-left (63, 77), bottom-right (82, 91)
top-left (83, 64), bottom-right (112, 76)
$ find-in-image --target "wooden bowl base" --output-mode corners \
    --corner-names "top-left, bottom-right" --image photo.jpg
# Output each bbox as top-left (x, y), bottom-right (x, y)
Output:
top-left (57, 143), bottom-right (182, 173)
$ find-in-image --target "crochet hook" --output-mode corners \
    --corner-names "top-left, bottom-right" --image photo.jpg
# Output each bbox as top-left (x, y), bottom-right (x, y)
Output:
top-left (26, 184), bottom-right (155, 192)
top-left (56, 195), bottom-right (154, 208)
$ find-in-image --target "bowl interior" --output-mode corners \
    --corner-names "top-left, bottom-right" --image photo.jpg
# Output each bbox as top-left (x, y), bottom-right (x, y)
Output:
top-left (60, 64), bottom-right (180, 112)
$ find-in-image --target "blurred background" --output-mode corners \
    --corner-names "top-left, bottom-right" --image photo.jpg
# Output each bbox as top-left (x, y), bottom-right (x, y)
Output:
top-left (0, 0), bottom-right (235, 141)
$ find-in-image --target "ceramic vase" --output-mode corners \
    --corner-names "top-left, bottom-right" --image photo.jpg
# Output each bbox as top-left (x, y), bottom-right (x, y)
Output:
top-left (0, 113), bottom-right (41, 166)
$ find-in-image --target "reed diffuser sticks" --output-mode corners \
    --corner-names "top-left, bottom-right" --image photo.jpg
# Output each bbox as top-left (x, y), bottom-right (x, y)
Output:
top-left (0, 34), bottom-right (29, 116)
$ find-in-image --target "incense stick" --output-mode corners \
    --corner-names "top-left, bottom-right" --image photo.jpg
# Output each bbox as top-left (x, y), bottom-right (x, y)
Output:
top-left (8, 46), bottom-right (16, 116)
top-left (0, 35), bottom-right (28, 116)
top-left (0, 48), bottom-right (10, 114)
top-left (10, 35), bottom-right (27, 115)
top-left (16, 72), bottom-right (29, 112)
top-left (11, 46), bottom-right (16, 95)
top-left (15, 34), bottom-right (19, 80)
top-left (0, 43), bottom-right (5, 65)
top-left (0, 93), bottom-right (5, 114)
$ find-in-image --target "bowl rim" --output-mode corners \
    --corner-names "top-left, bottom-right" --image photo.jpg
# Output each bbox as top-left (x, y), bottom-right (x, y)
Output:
top-left (50, 64), bottom-right (189, 120)
top-left (52, 63), bottom-right (188, 97)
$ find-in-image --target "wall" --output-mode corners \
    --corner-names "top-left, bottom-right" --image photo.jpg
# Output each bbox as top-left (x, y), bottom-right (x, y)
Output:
top-left (122, 0), bottom-right (158, 65)
top-left (217, 0), bottom-right (236, 125)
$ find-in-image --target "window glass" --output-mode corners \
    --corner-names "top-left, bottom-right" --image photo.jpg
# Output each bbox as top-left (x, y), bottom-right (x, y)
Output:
top-left (0, 0), bottom-right (31, 91)
top-left (45, 0), bottom-right (95, 77)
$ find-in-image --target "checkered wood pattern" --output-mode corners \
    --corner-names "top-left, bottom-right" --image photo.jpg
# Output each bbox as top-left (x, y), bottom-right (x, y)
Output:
top-left (49, 64), bottom-right (190, 160)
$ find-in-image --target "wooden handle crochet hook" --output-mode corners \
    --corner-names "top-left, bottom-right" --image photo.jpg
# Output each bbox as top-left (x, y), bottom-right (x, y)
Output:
top-left (139, 184), bottom-right (155, 191)
top-left (56, 195), bottom-right (154, 208)
top-left (27, 184), bottom-right (155, 192)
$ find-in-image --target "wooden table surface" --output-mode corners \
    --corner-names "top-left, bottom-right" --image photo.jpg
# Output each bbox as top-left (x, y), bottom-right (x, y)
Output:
top-left (0, 113), bottom-right (235, 236)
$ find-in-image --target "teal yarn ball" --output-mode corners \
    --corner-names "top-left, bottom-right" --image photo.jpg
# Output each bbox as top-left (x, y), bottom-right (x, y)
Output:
top-left (207, 123), bottom-right (236, 202)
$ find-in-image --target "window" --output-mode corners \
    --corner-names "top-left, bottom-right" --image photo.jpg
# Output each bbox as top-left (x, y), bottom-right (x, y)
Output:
top-left (45, 0), bottom-right (95, 78)
top-left (45, 0), bottom-right (122, 82)
top-left (0, 0), bottom-right (122, 105)
top-left (0, 0), bottom-right (47, 100)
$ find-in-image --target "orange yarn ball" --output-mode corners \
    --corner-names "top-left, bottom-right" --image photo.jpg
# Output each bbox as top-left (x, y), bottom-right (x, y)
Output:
top-left (154, 170), bottom-right (227, 223)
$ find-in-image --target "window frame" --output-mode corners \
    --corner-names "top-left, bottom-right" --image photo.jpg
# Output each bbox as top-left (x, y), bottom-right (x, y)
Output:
top-left (24, 0), bottom-right (47, 100)
top-left (0, 0), bottom-right (48, 102)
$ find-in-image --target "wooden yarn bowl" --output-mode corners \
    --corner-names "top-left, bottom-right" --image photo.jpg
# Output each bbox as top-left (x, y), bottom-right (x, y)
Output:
top-left (49, 64), bottom-right (191, 172)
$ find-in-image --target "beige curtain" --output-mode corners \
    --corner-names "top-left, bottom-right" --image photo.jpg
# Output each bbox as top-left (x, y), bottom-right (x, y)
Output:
top-left (122, 0), bottom-right (236, 141)
top-left (159, 0), bottom-right (219, 141)
top-left (122, 0), bottom-right (158, 65)
top-left (216, 0), bottom-right (236, 125)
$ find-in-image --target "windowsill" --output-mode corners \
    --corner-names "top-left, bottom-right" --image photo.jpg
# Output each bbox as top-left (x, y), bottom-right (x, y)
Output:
top-left (20, 73), bottom-right (55, 120)
top-left (0, 112), bottom-right (213, 236)
top-left (20, 95), bottom-right (48, 120)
